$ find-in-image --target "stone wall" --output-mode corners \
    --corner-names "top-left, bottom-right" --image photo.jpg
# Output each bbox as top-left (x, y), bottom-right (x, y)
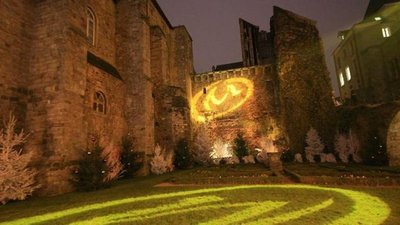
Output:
top-left (388, 109), bottom-right (400, 166)
top-left (10, 0), bottom-right (89, 195)
top-left (272, 6), bottom-right (336, 152)
top-left (87, 0), bottom-right (117, 64)
top-left (116, 0), bottom-right (154, 175)
top-left (192, 65), bottom-right (281, 148)
top-left (116, 0), bottom-right (193, 174)
top-left (85, 65), bottom-right (127, 148)
top-left (0, 0), bottom-right (32, 121)
top-left (173, 26), bottom-right (194, 100)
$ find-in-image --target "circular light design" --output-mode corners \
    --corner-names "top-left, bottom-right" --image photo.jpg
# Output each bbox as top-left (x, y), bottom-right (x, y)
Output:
top-left (3, 185), bottom-right (390, 225)
top-left (191, 77), bottom-right (254, 123)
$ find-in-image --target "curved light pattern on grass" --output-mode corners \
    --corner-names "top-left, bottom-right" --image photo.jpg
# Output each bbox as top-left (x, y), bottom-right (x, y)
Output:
top-left (1, 185), bottom-right (390, 225)
top-left (199, 200), bottom-right (288, 225)
top-left (245, 198), bottom-right (334, 225)
top-left (70, 196), bottom-right (225, 225)
top-left (102, 200), bottom-right (287, 225)
top-left (191, 77), bottom-right (254, 122)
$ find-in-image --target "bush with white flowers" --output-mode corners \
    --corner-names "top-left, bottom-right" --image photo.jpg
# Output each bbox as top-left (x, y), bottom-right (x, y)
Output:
top-left (0, 114), bottom-right (40, 204)
top-left (150, 144), bottom-right (174, 175)
top-left (304, 127), bottom-right (325, 163)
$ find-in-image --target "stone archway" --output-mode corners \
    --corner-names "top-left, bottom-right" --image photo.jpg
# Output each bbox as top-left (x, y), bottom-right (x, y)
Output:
top-left (387, 110), bottom-right (400, 167)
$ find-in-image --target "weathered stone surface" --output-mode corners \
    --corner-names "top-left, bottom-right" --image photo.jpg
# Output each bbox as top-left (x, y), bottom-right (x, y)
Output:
top-left (273, 6), bottom-right (336, 152)
top-left (192, 66), bottom-right (282, 148)
top-left (388, 110), bottom-right (400, 166)
top-left (1, 0), bottom-right (194, 195)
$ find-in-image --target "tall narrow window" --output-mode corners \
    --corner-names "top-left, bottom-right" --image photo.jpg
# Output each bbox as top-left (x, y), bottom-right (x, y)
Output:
top-left (339, 73), bottom-right (345, 87)
top-left (93, 91), bottom-right (106, 114)
top-left (87, 8), bottom-right (96, 45)
top-left (382, 27), bottom-right (391, 38)
top-left (345, 66), bottom-right (352, 81)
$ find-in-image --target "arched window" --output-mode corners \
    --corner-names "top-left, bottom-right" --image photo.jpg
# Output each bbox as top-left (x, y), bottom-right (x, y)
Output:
top-left (87, 7), bottom-right (96, 45)
top-left (93, 91), bottom-right (106, 114)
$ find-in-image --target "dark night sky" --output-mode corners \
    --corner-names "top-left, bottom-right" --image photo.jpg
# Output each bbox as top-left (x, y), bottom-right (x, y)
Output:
top-left (157, 0), bottom-right (370, 94)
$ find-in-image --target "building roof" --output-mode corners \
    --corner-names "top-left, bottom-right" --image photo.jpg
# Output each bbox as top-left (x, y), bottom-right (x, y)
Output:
top-left (364, 0), bottom-right (400, 19)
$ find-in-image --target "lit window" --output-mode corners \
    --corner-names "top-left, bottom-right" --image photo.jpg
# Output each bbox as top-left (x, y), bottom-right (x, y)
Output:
top-left (339, 35), bottom-right (345, 40)
top-left (339, 73), bottom-right (345, 87)
top-left (374, 17), bottom-right (382, 21)
top-left (345, 66), bottom-right (352, 81)
top-left (382, 27), bottom-right (391, 38)
top-left (93, 91), bottom-right (106, 114)
top-left (87, 7), bottom-right (96, 45)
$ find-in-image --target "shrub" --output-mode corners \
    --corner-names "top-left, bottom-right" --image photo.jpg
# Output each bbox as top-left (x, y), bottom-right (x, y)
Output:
top-left (210, 139), bottom-right (233, 165)
top-left (363, 134), bottom-right (388, 166)
top-left (335, 134), bottom-right (349, 163)
top-left (242, 155), bottom-right (256, 164)
top-left (192, 126), bottom-right (212, 165)
top-left (280, 150), bottom-right (295, 163)
top-left (174, 139), bottom-right (192, 169)
top-left (120, 136), bottom-right (142, 178)
top-left (102, 143), bottom-right (123, 182)
top-left (294, 153), bottom-right (303, 163)
top-left (74, 145), bottom-right (108, 192)
top-left (233, 133), bottom-right (249, 162)
top-left (150, 144), bottom-right (174, 175)
top-left (335, 132), bottom-right (362, 164)
top-left (304, 127), bottom-right (325, 163)
top-left (0, 114), bottom-right (40, 204)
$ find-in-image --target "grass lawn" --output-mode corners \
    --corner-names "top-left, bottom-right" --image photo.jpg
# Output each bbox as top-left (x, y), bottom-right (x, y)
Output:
top-left (0, 168), bottom-right (399, 225)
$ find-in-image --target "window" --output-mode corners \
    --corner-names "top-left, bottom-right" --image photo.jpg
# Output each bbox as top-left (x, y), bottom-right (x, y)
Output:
top-left (374, 17), bottom-right (382, 21)
top-left (345, 66), bottom-right (352, 81)
top-left (87, 7), bottom-right (96, 45)
top-left (93, 91), bottom-right (106, 114)
top-left (382, 27), bottom-right (391, 38)
top-left (339, 72), bottom-right (345, 87)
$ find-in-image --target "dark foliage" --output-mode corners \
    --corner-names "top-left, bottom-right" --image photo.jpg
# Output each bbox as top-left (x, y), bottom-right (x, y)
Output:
top-left (74, 145), bottom-right (108, 192)
top-left (120, 136), bottom-right (142, 178)
top-left (363, 134), bottom-right (388, 166)
top-left (336, 103), bottom-right (399, 166)
top-left (233, 133), bottom-right (249, 162)
top-left (174, 139), bottom-right (192, 169)
top-left (280, 150), bottom-right (295, 163)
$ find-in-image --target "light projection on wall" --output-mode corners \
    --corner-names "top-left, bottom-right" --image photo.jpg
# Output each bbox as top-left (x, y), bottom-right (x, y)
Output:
top-left (2, 185), bottom-right (390, 225)
top-left (191, 77), bottom-right (254, 122)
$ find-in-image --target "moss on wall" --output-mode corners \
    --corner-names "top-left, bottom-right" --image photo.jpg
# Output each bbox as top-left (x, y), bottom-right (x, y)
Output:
top-left (273, 7), bottom-right (336, 153)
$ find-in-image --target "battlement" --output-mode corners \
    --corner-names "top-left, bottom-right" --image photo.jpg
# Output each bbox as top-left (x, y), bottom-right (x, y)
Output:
top-left (193, 65), bottom-right (273, 84)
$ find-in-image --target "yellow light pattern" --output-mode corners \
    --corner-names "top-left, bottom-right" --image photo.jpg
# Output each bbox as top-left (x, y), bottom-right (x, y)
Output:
top-left (2, 185), bottom-right (390, 225)
top-left (192, 77), bottom-right (254, 122)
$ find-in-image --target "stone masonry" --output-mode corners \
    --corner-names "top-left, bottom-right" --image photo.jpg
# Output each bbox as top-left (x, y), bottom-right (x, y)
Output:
top-left (0, 0), bottom-right (193, 195)
top-left (0, 1), bottom-right (359, 196)
top-left (387, 110), bottom-right (400, 166)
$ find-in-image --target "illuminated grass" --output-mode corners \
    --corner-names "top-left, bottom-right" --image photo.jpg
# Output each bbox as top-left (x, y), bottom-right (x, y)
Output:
top-left (0, 182), bottom-right (391, 225)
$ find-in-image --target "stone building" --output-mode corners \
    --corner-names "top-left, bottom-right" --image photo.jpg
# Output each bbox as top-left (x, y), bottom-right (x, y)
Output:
top-left (333, 0), bottom-right (400, 104)
top-left (1, 0), bottom-right (335, 195)
top-left (194, 7), bottom-right (335, 152)
top-left (0, 0), bottom-right (193, 195)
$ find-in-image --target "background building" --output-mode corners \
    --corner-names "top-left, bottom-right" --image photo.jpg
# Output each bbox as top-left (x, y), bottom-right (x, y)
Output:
top-left (333, 0), bottom-right (400, 104)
